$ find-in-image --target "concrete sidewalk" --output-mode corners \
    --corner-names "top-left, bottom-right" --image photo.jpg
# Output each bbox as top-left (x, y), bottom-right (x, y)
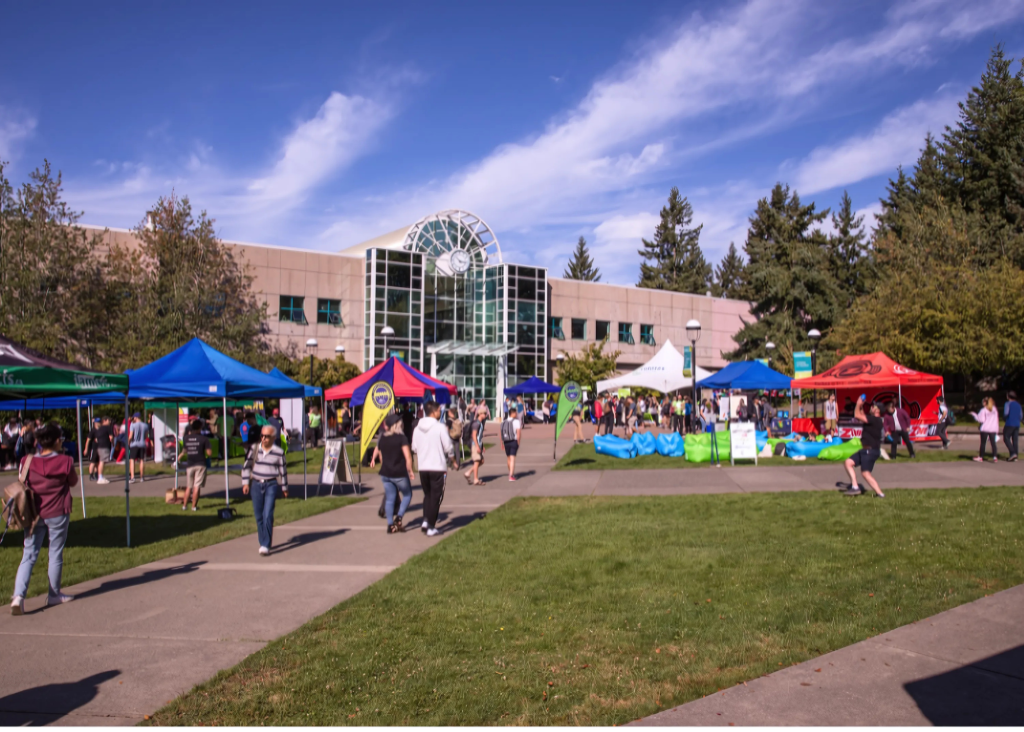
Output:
top-left (634, 584), bottom-right (1024, 726)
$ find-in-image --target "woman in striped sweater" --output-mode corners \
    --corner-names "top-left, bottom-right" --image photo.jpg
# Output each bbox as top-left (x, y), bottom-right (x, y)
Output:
top-left (241, 426), bottom-right (289, 555)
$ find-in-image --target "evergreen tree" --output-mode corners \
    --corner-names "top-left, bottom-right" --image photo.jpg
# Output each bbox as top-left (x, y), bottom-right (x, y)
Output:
top-left (912, 133), bottom-right (946, 204)
top-left (726, 183), bottom-right (840, 371)
top-left (711, 242), bottom-right (746, 299)
top-left (637, 187), bottom-right (712, 293)
top-left (828, 191), bottom-right (874, 308)
top-left (563, 235), bottom-right (601, 281)
top-left (875, 166), bottom-right (913, 238)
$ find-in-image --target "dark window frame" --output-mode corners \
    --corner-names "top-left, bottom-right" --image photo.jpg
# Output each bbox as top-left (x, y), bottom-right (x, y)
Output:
top-left (571, 318), bottom-right (586, 340)
top-left (550, 316), bottom-right (565, 340)
top-left (279, 295), bottom-right (307, 324)
top-left (618, 322), bottom-right (634, 345)
top-left (640, 324), bottom-right (655, 346)
top-left (595, 320), bottom-right (611, 341)
top-left (317, 298), bottom-right (343, 326)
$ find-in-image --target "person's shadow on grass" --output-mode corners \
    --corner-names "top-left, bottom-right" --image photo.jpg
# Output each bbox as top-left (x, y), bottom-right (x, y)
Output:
top-left (0, 669), bottom-right (120, 725)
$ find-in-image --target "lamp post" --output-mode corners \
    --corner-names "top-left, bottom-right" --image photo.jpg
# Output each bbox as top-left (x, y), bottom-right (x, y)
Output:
top-left (765, 341), bottom-right (776, 369)
top-left (555, 353), bottom-right (565, 382)
top-left (380, 326), bottom-right (395, 364)
top-left (335, 344), bottom-right (345, 357)
top-left (807, 328), bottom-right (821, 418)
top-left (686, 319), bottom-right (701, 417)
top-left (305, 338), bottom-right (318, 385)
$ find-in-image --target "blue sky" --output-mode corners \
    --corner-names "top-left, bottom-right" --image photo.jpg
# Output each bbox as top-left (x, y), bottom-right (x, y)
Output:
top-left (2, 0), bottom-right (1023, 284)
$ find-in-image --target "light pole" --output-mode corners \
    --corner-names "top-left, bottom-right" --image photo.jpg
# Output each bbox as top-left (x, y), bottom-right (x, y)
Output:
top-left (305, 338), bottom-right (318, 385)
top-left (686, 319), bottom-right (701, 419)
top-left (555, 353), bottom-right (565, 381)
top-left (808, 328), bottom-right (821, 418)
top-left (765, 341), bottom-right (776, 369)
top-left (380, 326), bottom-right (395, 364)
top-left (335, 344), bottom-right (345, 358)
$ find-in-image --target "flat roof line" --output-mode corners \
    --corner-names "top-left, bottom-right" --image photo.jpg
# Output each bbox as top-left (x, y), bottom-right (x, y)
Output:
top-left (547, 276), bottom-right (751, 303)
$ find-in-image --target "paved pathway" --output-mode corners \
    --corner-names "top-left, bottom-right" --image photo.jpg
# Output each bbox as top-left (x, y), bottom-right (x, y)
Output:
top-left (0, 421), bottom-right (1021, 724)
top-left (634, 584), bottom-right (1024, 726)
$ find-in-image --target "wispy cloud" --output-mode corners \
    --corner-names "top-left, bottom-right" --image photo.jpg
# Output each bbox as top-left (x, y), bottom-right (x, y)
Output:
top-left (0, 107), bottom-right (36, 162)
top-left (791, 92), bottom-right (961, 195)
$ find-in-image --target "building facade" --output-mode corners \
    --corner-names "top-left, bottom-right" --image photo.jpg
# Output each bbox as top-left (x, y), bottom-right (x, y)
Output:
top-left (84, 209), bottom-right (752, 413)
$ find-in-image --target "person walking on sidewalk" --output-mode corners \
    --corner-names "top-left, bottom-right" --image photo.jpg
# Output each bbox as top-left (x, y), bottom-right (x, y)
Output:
top-left (571, 400), bottom-right (585, 443)
top-left (935, 396), bottom-right (951, 449)
top-left (502, 406), bottom-right (522, 481)
top-left (971, 397), bottom-right (1000, 463)
top-left (371, 413), bottom-right (414, 534)
top-left (842, 397), bottom-right (886, 498)
top-left (884, 402), bottom-right (916, 459)
top-left (178, 419), bottom-right (211, 511)
top-left (412, 401), bottom-right (456, 537)
top-left (93, 416), bottom-right (114, 484)
top-left (10, 423), bottom-right (78, 615)
top-left (462, 409), bottom-right (485, 486)
top-left (241, 426), bottom-right (289, 555)
top-left (128, 412), bottom-right (149, 484)
top-left (1003, 392), bottom-right (1020, 462)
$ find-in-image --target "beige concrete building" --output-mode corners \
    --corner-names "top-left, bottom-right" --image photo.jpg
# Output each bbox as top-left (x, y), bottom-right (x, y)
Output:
top-left (84, 210), bottom-right (751, 411)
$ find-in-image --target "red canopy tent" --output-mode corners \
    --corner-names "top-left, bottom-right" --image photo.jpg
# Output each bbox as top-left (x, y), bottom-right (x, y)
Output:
top-left (325, 356), bottom-right (457, 405)
top-left (791, 352), bottom-right (944, 440)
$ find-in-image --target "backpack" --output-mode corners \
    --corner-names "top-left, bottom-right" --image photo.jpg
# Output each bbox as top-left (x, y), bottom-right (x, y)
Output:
top-left (501, 418), bottom-right (517, 443)
top-left (461, 421), bottom-right (474, 444)
top-left (945, 409), bottom-right (956, 426)
top-left (2, 456), bottom-right (37, 536)
top-left (448, 418), bottom-right (463, 441)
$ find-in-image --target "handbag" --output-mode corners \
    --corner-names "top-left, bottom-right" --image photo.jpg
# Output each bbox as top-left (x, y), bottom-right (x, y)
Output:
top-left (2, 456), bottom-right (37, 542)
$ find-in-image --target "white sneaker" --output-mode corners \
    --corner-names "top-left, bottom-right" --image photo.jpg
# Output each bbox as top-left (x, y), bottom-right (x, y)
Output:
top-left (191, 506), bottom-right (197, 512)
top-left (96, 477), bottom-right (110, 484)
top-left (421, 520), bottom-right (428, 529)
top-left (10, 596), bottom-right (24, 616)
top-left (258, 546), bottom-right (269, 556)
top-left (426, 528), bottom-right (440, 537)
top-left (46, 593), bottom-right (74, 606)
top-left (129, 478), bottom-right (137, 484)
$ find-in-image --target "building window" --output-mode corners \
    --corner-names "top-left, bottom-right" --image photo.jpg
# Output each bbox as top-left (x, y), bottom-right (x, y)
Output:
top-left (571, 318), bottom-right (586, 340)
top-left (550, 316), bottom-right (565, 340)
top-left (618, 322), bottom-right (634, 345)
top-left (595, 320), bottom-right (610, 341)
top-left (640, 324), bottom-right (655, 346)
top-left (279, 296), bottom-right (307, 324)
top-left (317, 298), bottom-right (343, 326)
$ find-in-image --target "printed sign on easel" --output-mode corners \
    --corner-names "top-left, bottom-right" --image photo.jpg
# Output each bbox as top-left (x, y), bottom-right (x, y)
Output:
top-left (320, 438), bottom-right (357, 494)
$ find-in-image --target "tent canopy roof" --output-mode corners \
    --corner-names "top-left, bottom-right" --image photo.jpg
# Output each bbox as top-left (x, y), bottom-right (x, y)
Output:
top-left (128, 338), bottom-right (306, 399)
top-left (325, 356), bottom-right (456, 406)
top-left (0, 392), bottom-right (126, 412)
top-left (268, 368), bottom-right (322, 398)
top-left (595, 340), bottom-right (712, 394)
top-left (504, 375), bottom-right (560, 395)
top-left (696, 360), bottom-right (792, 390)
top-left (0, 335), bottom-right (128, 399)
top-left (790, 352), bottom-right (943, 389)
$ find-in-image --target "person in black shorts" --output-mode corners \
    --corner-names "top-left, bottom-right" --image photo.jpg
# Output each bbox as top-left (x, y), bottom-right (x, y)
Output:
top-left (843, 396), bottom-right (885, 498)
top-left (178, 420), bottom-right (212, 511)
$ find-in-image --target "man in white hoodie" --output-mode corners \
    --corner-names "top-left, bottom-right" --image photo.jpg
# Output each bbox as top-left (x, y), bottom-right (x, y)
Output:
top-left (411, 401), bottom-right (456, 537)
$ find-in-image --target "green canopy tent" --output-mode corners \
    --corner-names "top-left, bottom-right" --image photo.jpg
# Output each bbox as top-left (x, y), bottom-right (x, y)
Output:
top-left (0, 335), bottom-right (131, 541)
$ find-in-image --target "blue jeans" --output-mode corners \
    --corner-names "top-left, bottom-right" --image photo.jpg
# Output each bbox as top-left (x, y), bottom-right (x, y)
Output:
top-left (381, 475), bottom-right (412, 526)
top-left (250, 479), bottom-right (279, 549)
top-left (14, 514), bottom-right (70, 598)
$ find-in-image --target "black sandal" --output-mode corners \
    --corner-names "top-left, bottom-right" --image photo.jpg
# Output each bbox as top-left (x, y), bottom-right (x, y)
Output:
top-left (387, 524), bottom-right (399, 534)
top-left (394, 515), bottom-right (403, 532)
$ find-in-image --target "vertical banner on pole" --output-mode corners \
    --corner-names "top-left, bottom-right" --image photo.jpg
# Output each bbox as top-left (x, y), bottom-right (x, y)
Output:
top-left (360, 382), bottom-right (395, 468)
top-left (793, 352), bottom-right (813, 380)
top-left (553, 381), bottom-right (582, 460)
top-left (683, 346), bottom-right (692, 378)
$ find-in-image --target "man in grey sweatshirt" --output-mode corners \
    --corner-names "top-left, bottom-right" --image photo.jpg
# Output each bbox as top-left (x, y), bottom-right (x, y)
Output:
top-left (411, 401), bottom-right (456, 537)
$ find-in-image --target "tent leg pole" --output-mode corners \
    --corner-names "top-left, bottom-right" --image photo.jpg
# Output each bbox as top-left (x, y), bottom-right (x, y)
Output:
top-left (76, 400), bottom-right (86, 519)
top-left (175, 402), bottom-right (179, 495)
top-left (124, 391), bottom-right (131, 548)
top-left (302, 404), bottom-right (308, 501)
top-left (223, 397), bottom-right (229, 505)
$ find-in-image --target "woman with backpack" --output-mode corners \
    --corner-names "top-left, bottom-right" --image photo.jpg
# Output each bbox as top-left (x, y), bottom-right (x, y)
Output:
top-left (10, 422), bottom-right (78, 615)
top-left (971, 397), bottom-right (1000, 463)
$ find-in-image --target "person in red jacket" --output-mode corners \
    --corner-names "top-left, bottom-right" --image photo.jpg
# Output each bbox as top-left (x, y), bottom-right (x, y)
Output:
top-left (884, 402), bottom-right (917, 459)
top-left (10, 422), bottom-right (78, 615)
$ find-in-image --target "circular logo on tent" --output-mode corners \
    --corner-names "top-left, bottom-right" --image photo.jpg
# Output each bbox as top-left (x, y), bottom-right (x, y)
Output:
top-left (563, 381), bottom-right (581, 402)
top-left (370, 382), bottom-right (393, 409)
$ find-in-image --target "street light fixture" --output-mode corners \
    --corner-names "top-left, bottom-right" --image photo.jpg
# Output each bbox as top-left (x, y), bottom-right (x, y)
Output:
top-left (807, 328), bottom-right (821, 418)
top-left (380, 326), bottom-right (395, 363)
top-left (305, 338), bottom-right (318, 386)
top-left (335, 344), bottom-right (345, 356)
top-left (765, 340), bottom-right (775, 368)
top-left (686, 319), bottom-right (701, 416)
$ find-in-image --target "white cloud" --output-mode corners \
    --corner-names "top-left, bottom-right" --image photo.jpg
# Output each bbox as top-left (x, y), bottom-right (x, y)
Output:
top-left (0, 108), bottom-right (36, 161)
top-left (247, 92), bottom-right (391, 208)
top-left (791, 93), bottom-right (959, 195)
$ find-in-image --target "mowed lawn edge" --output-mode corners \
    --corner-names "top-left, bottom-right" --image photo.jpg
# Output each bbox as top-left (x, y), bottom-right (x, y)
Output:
top-left (554, 440), bottom-right (982, 470)
top-left (0, 496), bottom-right (361, 600)
top-left (148, 487), bottom-right (1024, 726)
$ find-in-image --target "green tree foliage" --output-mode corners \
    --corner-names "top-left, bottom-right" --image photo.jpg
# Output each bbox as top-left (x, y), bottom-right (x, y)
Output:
top-left (104, 195), bottom-right (269, 369)
top-left (563, 236), bottom-right (602, 281)
top-left (0, 161), bottom-right (110, 367)
top-left (726, 183), bottom-right (840, 372)
top-left (637, 187), bottom-right (711, 294)
top-left (711, 242), bottom-right (747, 299)
top-left (271, 350), bottom-right (361, 392)
top-left (554, 337), bottom-right (621, 392)
top-left (827, 191), bottom-right (874, 309)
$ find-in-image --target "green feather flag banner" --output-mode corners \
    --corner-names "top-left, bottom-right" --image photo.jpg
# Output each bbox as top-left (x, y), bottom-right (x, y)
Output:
top-left (553, 380), bottom-right (582, 459)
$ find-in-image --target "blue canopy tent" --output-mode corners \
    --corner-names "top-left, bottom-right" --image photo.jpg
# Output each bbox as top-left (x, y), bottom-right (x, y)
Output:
top-left (129, 339), bottom-right (308, 504)
top-left (503, 375), bottom-right (560, 396)
top-left (268, 368), bottom-right (322, 398)
top-left (695, 360), bottom-right (792, 391)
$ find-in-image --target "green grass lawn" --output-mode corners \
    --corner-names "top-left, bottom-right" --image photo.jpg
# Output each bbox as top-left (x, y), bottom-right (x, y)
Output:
top-left (0, 495), bottom-right (360, 600)
top-left (555, 441), bottom-right (981, 471)
top-left (150, 487), bottom-right (1024, 726)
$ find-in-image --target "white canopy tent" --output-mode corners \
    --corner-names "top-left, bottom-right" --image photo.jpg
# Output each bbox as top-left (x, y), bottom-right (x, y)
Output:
top-left (596, 340), bottom-right (713, 394)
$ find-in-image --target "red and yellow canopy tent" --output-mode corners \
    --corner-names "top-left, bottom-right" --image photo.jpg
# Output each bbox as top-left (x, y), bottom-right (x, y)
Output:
top-left (791, 352), bottom-right (944, 440)
top-left (325, 356), bottom-right (457, 406)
